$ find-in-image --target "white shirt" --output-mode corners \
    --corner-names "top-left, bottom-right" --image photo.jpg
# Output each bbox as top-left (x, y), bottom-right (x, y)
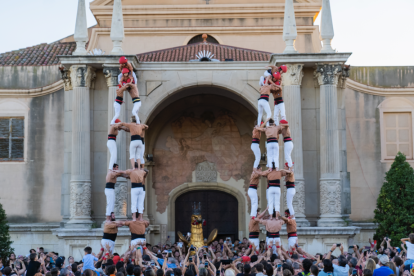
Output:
top-left (406, 242), bottom-right (414, 260)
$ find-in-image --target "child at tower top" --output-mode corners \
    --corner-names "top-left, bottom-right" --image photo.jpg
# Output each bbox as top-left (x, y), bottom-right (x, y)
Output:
top-left (259, 65), bottom-right (287, 87)
top-left (118, 56), bottom-right (137, 84)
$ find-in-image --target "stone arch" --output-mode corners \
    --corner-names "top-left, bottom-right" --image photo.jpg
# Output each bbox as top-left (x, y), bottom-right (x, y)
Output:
top-left (378, 97), bottom-right (414, 109)
top-left (167, 182), bottom-right (247, 239)
top-left (183, 34), bottom-right (224, 45)
top-left (140, 80), bottom-right (260, 125)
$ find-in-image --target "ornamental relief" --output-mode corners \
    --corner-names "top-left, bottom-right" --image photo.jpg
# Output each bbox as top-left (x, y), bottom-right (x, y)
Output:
top-left (70, 182), bottom-right (92, 218)
top-left (320, 180), bottom-right (342, 215)
top-left (314, 64), bottom-right (343, 86)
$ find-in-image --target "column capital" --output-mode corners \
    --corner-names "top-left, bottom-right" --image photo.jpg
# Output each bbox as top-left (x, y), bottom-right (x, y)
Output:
top-left (281, 64), bottom-right (304, 86)
top-left (59, 66), bottom-right (73, 91)
top-left (103, 67), bottom-right (121, 87)
top-left (314, 63), bottom-right (342, 86)
top-left (337, 65), bottom-right (351, 89)
top-left (70, 65), bottom-right (96, 88)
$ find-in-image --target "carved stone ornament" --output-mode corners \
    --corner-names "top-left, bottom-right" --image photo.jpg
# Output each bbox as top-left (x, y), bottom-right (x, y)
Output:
top-left (69, 182), bottom-right (92, 218)
top-left (320, 180), bottom-right (342, 215)
top-left (314, 64), bottom-right (343, 86)
top-left (195, 161), bottom-right (217, 182)
top-left (103, 67), bottom-right (121, 87)
top-left (337, 65), bottom-right (351, 89)
top-left (281, 64), bottom-right (304, 86)
top-left (70, 65), bottom-right (96, 88)
top-left (114, 182), bottom-right (128, 217)
top-left (60, 66), bottom-right (73, 91)
top-left (283, 180), bottom-right (305, 215)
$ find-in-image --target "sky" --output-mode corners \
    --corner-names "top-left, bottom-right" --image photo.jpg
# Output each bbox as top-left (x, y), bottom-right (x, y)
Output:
top-left (0, 0), bottom-right (413, 66)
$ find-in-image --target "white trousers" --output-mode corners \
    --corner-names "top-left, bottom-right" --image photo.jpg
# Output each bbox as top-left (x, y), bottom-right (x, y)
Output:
top-left (140, 141), bottom-right (145, 165)
top-left (131, 238), bottom-right (146, 247)
top-left (257, 99), bottom-right (271, 126)
top-left (248, 188), bottom-right (258, 217)
top-left (286, 188), bottom-right (296, 216)
top-left (132, 102), bottom-right (141, 124)
top-left (274, 102), bottom-right (286, 123)
top-left (101, 239), bottom-right (115, 254)
top-left (110, 102), bottom-right (122, 125)
top-left (288, 236), bottom-right (298, 251)
top-left (266, 142), bottom-right (279, 168)
top-left (284, 141), bottom-right (294, 168)
top-left (131, 187), bottom-right (146, 213)
top-left (266, 237), bottom-right (281, 253)
top-left (107, 140), bottom-right (117, 170)
top-left (249, 238), bottom-right (260, 249)
top-left (251, 143), bottom-right (261, 168)
top-left (267, 186), bottom-right (280, 214)
top-left (129, 140), bottom-right (143, 162)
top-left (259, 76), bottom-right (265, 86)
top-left (105, 188), bottom-right (115, 216)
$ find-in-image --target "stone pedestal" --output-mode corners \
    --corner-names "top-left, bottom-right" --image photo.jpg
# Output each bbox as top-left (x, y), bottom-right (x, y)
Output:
top-left (315, 64), bottom-right (345, 227)
top-left (66, 65), bottom-right (95, 228)
top-left (282, 64), bottom-right (309, 226)
top-left (104, 67), bottom-right (128, 219)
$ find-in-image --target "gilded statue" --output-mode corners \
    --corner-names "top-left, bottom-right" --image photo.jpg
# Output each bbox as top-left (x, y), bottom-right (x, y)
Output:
top-left (177, 202), bottom-right (217, 249)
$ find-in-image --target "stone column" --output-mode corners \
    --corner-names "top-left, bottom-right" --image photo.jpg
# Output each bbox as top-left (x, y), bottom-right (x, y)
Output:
top-left (110, 0), bottom-right (125, 55)
top-left (60, 67), bottom-right (73, 223)
top-left (73, 0), bottom-right (88, 55)
top-left (281, 64), bottom-right (309, 226)
top-left (314, 63), bottom-right (346, 227)
top-left (66, 65), bottom-right (95, 228)
top-left (104, 67), bottom-right (128, 219)
top-left (282, 0), bottom-right (298, 53)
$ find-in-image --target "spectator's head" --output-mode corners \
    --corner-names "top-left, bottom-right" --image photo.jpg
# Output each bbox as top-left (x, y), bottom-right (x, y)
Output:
top-left (243, 264), bottom-right (251, 275)
top-left (30, 253), bottom-right (38, 261)
top-left (60, 268), bottom-right (69, 276)
top-left (106, 259), bottom-right (114, 266)
top-left (156, 269), bottom-right (164, 276)
top-left (323, 259), bottom-right (334, 273)
top-left (39, 247), bottom-right (44, 253)
top-left (409, 233), bottom-right (414, 244)
top-left (282, 263), bottom-right (294, 275)
top-left (386, 262), bottom-right (397, 275)
top-left (363, 269), bottom-right (373, 276)
top-left (84, 270), bottom-right (93, 276)
top-left (199, 268), bottom-right (208, 276)
top-left (56, 257), bottom-right (64, 268)
top-left (184, 268), bottom-right (194, 276)
top-left (365, 259), bottom-right (376, 273)
top-left (255, 263), bottom-right (264, 273)
top-left (291, 254), bottom-right (299, 261)
top-left (133, 267), bottom-right (142, 276)
top-left (310, 265), bottom-right (318, 276)
top-left (251, 255), bottom-right (258, 263)
top-left (265, 264), bottom-right (273, 276)
top-left (116, 272), bottom-right (124, 276)
top-left (71, 264), bottom-right (78, 273)
top-left (372, 257), bottom-right (379, 265)
top-left (173, 269), bottom-right (182, 276)
top-left (224, 269), bottom-right (235, 276)
top-left (379, 255), bottom-right (389, 266)
top-left (84, 247), bottom-right (92, 255)
top-left (126, 264), bottom-right (134, 276)
top-left (165, 271), bottom-right (174, 276)
top-left (302, 259), bottom-right (312, 272)
top-left (395, 256), bottom-right (403, 267)
top-left (50, 268), bottom-right (60, 276)
top-left (349, 257), bottom-right (358, 268)
top-left (106, 265), bottom-right (117, 275)
top-left (283, 270), bottom-right (292, 276)
top-left (3, 267), bottom-right (11, 276)
top-left (292, 262), bottom-right (301, 275)
top-left (338, 255), bottom-right (348, 267)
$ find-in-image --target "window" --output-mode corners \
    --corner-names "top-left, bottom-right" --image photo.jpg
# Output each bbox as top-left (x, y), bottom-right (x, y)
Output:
top-left (187, 34), bottom-right (219, 45)
top-left (0, 117), bottom-right (24, 161)
top-left (383, 112), bottom-right (412, 159)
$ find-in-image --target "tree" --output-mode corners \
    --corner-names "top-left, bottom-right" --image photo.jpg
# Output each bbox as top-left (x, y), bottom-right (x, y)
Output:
top-left (374, 152), bottom-right (414, 247)
top-left (0, 202), bottom-right (13, 261)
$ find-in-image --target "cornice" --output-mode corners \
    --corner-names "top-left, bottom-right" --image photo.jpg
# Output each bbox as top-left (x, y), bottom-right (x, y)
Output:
top-left (0, 80), bottom-right (64, 98)
top-left (346, 79), bottom-right (414, 96)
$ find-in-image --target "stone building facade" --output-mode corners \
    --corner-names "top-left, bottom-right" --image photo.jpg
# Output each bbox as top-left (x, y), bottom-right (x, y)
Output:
top-left (0, 0), bottom-right (413, 257)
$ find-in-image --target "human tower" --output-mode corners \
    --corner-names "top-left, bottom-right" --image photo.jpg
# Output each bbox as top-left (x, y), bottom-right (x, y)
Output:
top-left (248, 65), bottom-right (299, 253)
top-left (101, 59), bottom-right (297, 252)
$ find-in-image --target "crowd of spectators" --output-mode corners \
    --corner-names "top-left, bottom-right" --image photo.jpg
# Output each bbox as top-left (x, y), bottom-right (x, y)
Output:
top-left (1, 235), bottom-right (414, 276)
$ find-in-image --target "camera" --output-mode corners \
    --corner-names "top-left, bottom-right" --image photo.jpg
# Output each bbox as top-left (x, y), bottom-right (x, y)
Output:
top-left (277, 264), bottom-right (282, 268)
top-left (336, 243), bottom-right (341, 247)
top-left (352, 269), bottom-right (358, 276)
top-left (189, 257), bottom-right (193, 262)
top-left (205, 262), bottom-right (209, 267)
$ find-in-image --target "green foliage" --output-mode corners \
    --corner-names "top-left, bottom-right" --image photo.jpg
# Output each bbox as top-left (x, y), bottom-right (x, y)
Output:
top-left (0, 202), bottom-right (14, 261)
top-left (374, 152), bottom-right (414, 247)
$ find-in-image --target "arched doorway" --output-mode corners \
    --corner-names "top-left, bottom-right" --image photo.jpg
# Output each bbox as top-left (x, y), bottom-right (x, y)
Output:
top-left (175, 190), bottom-right (238, 242)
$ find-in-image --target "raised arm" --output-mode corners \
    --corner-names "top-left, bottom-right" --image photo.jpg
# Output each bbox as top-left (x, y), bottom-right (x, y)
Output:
top-left (257, 206), bottom-right (269, 219)
top-left (326, 244), bottom-right (337, 260)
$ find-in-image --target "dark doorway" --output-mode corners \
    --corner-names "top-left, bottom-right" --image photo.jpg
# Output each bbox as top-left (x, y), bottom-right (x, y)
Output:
top-left (175, 190), bottom-right (238, 243)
